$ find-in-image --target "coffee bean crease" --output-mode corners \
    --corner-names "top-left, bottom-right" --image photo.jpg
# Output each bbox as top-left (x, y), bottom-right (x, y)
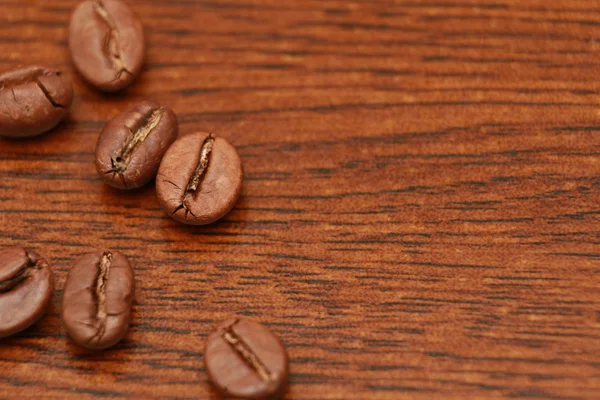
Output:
top-left (222, 319), bottom-right (273, 383)
top-left (107, 106), bottom-right (166, 179)
top-left (1, 68), bottom-right (66, 108)
top-left (173, 134), bottom-right (214, 218)
top-left (93, 0), bottom-right (132, 81)
top-left (36, 79), bottom-right (66, 108)
top-left (0, 253), bottom-right (39, 294)
top-left (90, 251), bottom-right (111, 343)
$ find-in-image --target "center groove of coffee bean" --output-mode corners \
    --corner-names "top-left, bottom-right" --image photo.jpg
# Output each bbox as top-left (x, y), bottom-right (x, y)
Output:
top-left (0, 256), bottom-right (38, 294)
top-left (35, 79), bottom-right (66, 108)
top-left (0, 68), bottom-right (65, 108)
top-left (91, 252), bottom-right (111, 342)
top-left (186, 135), bottom-right (214, 194)
top-left (93, 1), bottom-right (131, 79)
top-left (221, 320), bottom-right (273, 383)
top-left (110, 107), bottom-right (165, 174)
top-left (174, 135), bottom-right (214, 217)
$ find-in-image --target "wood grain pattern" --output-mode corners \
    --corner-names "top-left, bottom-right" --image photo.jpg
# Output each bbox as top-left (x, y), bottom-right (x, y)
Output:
top-left (1, 0), bottom-right (599, 398)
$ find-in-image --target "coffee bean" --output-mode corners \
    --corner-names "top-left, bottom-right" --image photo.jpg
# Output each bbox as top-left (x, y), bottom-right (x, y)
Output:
top-left (69, 0), bottom-right (145, 92)
top-left (62, 251), bottom-right (134, 350)
top-left (204, 318), bottom-right (289, 400)
top-left (156, 132), bottom-right (243, 225)
top-left (95, 101), bottom-right (178, 189)
top-left (0, 247), bottom-right (54, 339)
top-left (0, 65), bottom-right (73, 138)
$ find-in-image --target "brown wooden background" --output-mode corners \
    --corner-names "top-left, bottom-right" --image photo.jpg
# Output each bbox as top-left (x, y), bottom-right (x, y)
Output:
top-left (1, 0), bottom-right (599, 398)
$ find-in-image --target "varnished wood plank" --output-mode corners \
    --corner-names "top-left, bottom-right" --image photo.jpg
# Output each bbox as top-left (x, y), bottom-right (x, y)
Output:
top-left (0, 0), bottom-right (599, 399)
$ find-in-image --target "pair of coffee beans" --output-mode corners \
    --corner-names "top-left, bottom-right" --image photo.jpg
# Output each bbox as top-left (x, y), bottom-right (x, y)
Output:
top-left (0, 247), bottom-right (134, 350)
top-left (95, 101), bottom-right (244, 225)
top-left (0, 0), bottom-right (145, 138)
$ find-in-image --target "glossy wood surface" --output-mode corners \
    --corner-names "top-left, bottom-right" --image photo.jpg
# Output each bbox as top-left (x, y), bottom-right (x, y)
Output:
top-left (0, 0), bottom-right (599, 398)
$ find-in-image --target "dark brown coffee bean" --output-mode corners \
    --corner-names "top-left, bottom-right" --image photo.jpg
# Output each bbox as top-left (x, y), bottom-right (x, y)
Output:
top-left (95, 101), bottom-right (178, 189)
top-left (0, 247), bottom-right (54, 339)
top-left (204, 318), bottom-right (289, 400)
top-left (156, 132), bottom-right (243, 225)
top-left (69, 0), bottom-right (145, 92)
top-left (0, 65), bottom-right (73, 138)
top-left (62, 251), bottom-right (134, 350)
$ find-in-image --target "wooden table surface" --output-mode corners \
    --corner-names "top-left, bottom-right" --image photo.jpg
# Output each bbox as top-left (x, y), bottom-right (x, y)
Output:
top-left (1, 0), bottom-right (599, 399)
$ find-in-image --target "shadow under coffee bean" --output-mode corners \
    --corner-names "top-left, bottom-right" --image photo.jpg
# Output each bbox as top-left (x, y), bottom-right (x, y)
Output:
top-left (156, 132), bottom-right (244, 225)
top-left (62, 251), bottom-right (135, 350)
top-left (0, 247), bottom-right (54, 339)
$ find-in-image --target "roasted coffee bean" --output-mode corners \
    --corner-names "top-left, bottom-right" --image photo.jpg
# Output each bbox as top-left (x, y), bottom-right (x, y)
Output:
top-left (69, 0), bottom-right (145, 92)
top-left (0, 65), bottom-right (73, 138)
top-left (95, 101), bottom-right (178, 189)
top-left (62, 251), bottom-right (134, 350)
top-left (204, 318), bottom-right (289, 400)
top-left (155, 132), bottom-right (243, 225)
top-left (0, 247), bottom-right (54, 339)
